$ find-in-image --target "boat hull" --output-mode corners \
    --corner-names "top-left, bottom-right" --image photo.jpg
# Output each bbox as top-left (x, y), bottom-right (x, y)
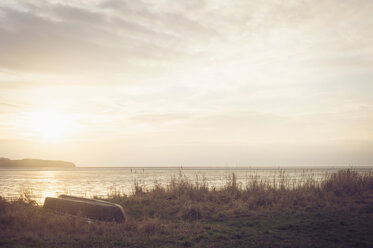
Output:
top-left (43, 195), bottom-right (126, 223)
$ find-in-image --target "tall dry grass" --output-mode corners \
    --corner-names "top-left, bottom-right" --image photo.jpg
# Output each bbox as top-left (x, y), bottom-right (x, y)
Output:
top-left (103, 169), bottom-right (373, 221)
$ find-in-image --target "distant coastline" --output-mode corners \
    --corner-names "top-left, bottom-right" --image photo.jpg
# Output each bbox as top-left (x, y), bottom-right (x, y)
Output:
top-left (0, 158), bottom-right (75, 168)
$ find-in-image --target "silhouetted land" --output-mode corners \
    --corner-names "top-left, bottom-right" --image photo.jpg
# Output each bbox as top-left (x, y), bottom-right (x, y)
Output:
top-left (0, 157), bottom-right (75, 168)
top-left (1, 170), bottom-right (372, 247)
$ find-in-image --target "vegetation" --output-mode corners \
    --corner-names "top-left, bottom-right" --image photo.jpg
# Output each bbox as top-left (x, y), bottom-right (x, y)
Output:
top-left (0, 157), bottom-right (75, 168)
top-left (1, 170), bottom-right (373, 247)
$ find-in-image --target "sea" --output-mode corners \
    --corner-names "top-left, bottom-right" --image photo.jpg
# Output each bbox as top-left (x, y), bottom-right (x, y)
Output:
top-left (0, 166), bottom-right (372, 205)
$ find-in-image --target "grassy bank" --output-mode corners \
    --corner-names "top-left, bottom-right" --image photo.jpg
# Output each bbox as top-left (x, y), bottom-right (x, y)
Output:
top-left (1, 170), bottom-right (373, 247)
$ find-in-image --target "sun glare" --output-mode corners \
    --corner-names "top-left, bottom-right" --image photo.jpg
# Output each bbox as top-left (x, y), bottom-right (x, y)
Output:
top-left (26, 111), bottom-right (77, 141)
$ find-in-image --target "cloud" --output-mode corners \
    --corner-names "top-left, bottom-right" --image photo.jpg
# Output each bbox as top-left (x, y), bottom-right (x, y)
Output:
top-left (0, 1), bottom-right (221, 80)
top-left (131, 112), bottom-right (190, 124)
top-left (0, 8), bottom-right (138, 77)
top-left (0, 102), bottom-right (16, 108)
top-left (1, 0), bottom-right (372, 85)
top-left (0, 0), bottom-right (373, 165)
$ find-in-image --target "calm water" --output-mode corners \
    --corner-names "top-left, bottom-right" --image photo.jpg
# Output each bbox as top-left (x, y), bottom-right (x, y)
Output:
top-left (0, 167), bottom-right (372, 204)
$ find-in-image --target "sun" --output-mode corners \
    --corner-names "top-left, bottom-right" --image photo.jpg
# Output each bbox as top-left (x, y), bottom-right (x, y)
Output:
top-left (27, 111), bottom-right (77, 141)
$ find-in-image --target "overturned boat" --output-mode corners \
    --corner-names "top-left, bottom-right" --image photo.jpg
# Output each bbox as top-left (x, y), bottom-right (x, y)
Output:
top-left (43, 195), bottom-right (126, 223)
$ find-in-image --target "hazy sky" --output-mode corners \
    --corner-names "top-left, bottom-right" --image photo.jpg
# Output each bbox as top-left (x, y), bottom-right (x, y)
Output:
top-left (0, 0), bottom-right (372, 166)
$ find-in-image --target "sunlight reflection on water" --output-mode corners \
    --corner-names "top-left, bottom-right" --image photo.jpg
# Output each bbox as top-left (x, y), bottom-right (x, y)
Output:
top-left (0, 167), bottom-right (371, 205)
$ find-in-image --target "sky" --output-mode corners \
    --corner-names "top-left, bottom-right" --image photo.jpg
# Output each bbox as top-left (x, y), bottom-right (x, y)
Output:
top-left (0, 0), bottom-right (372, 166)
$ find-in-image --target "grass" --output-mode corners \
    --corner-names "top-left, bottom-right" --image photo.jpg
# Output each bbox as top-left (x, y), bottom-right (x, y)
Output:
top-left (1, 169), bottom-right (373, 247)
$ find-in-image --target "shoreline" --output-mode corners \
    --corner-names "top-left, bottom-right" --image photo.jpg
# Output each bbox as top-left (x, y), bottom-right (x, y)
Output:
top-left (1, 170), bottom-right (373, 247)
